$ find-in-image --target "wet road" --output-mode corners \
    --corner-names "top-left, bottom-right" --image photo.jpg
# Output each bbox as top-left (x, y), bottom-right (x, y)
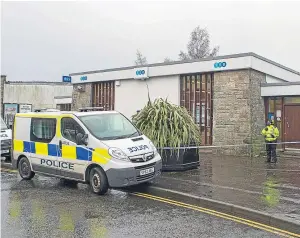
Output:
top-left (1, 170), bottom-right (284, 238)
top-left (152, 154), bottom-right (300, 223)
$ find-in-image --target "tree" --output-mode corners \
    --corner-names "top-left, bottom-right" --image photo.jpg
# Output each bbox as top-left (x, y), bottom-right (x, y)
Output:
top-left (179, 26), bottom-right (219, 61)
top-left (135, 49), bottom-right (148, 66)
top-left (163, 57), bottom-right (174, 63)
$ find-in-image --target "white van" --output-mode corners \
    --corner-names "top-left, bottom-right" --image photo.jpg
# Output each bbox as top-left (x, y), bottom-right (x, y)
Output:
top-left (1, 117), bottom-right (12, 160)
top-left (12, 110), bottom-right (162, 195)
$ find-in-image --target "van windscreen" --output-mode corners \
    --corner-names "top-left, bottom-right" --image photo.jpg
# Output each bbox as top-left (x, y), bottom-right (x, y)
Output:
top-left (78, 113), bottom-right (140, 140)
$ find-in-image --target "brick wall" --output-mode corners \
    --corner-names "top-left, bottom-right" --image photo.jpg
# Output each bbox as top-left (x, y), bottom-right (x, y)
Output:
top-left (213, 69), bottom-right (266, 156)
top-left (72, 83), bottom-right (92, 110)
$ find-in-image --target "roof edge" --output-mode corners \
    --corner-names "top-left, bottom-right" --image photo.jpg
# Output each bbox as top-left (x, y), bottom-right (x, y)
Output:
top-left (69, 52), bottom-right (300, 77)
top-left (261, 81), bottom-right (300, 87)
top-left (69, 52), bottom-right (252, 76)
top-left (250, 53), bottom-right (300, 76)
top-left (5, 81), bottom-right (72, 85)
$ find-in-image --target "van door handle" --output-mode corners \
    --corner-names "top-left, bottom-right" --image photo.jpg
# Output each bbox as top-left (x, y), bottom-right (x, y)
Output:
top-left (59, 140), bottom-right (62, 149)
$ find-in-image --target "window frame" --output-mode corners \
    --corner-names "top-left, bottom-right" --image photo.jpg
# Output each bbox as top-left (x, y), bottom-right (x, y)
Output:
top-left (78, 112), bottom-right (141, 141)
top-left (60, 117), bottom-right (85, 144)
top-left (58, 104), bottom-right (72, 111)
top-left (30, 118), bottom-right (57, 143)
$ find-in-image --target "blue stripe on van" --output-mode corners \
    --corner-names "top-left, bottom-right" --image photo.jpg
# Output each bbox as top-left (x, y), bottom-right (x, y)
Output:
top-left (76, 147), bottom-right (92, 161)
top-left (48, 144), bottom-right (58, 156)
top-left (23, 141), bottom-right (36, 153)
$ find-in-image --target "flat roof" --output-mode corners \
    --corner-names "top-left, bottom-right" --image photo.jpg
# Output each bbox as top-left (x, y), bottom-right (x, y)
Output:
top-left (69, 52), bottom-right (300, 76)
top-left (5, 81), bottom-right (72, 85)
top-left (16, 111), bottom-right (119, 118)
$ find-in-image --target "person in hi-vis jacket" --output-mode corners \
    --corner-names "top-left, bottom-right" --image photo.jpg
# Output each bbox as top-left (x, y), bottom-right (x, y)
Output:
top-left (261, 120), bottom-right (279, 163)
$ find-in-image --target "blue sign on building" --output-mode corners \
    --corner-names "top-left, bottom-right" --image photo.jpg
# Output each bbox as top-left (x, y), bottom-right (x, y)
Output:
top-left (80, 76), bottom-right (87, 81)
top-left (136, 70), bottom-right (145, 76)
top-left (214, 62), bottom-right (227, 68)
top-left (62, 76), bottom-right (72, 83)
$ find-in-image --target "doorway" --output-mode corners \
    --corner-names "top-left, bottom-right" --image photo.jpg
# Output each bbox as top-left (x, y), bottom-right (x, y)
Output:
top-left (284, 105), bottom-right (300, 149)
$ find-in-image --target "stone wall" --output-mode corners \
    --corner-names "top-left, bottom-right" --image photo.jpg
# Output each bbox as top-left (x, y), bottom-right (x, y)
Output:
top-left (72, 83), bottom-right (92, 110)
top-left (213, 70), bottom-right (252, 156)
top-left (213, 69), bottom-right (266, 156)
top-left (249, 70), bottom-right (266, 156)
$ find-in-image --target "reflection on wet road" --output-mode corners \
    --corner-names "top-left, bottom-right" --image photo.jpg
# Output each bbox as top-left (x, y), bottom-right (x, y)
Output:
top-left (1, 170), bottom-right (283, 238)
top-left (151, 155), bottom-right (300, 222)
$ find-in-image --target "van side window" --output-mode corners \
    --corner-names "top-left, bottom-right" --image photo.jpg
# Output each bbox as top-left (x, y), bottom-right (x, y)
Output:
top-left (30, 118), bottom-right (56, 143)
top-left (61, 118), bottom-right (85, 143)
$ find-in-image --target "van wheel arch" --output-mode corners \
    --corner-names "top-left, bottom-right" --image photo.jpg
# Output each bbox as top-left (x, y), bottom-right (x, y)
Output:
top-left (85, 164), bottom-right (105, 184)
top-left (17, 155), bottom-right (29, 168)
top-left (18, 156), bottom-right (35, 180)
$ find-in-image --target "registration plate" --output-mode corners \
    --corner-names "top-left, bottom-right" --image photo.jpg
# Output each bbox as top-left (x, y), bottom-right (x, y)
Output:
top-left (1, 150), bottom-right (9, 154)
top-left (140, 167), bottom-right (154, 176)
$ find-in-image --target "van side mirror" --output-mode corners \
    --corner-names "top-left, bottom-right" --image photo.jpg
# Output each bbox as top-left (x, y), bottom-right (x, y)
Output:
top-left (76, 133), bottom-right (88, 146)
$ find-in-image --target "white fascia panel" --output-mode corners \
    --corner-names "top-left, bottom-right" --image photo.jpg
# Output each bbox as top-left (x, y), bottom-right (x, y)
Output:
top-left (251, 57), bottom-right (300, 82)
top-left (71, 56), bottom-right (252, 84)
top-left (261, 85), bottom-right (300, 96)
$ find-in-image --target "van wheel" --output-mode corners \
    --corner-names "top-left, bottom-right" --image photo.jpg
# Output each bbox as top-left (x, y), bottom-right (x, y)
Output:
top-left (89, 167), bottom-right (108, 195)
top-left (18, 157), bottom-right (35, 180)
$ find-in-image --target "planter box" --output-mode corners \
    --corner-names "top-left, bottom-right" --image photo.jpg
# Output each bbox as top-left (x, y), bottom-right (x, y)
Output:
top-left (161, 147), bottom-right (200, 171)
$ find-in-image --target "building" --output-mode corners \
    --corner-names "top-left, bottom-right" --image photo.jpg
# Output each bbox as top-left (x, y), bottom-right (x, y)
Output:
top-left (70, 52), bottom-right (300, 155)
top-left (1, 76), bottom-right (73, 126)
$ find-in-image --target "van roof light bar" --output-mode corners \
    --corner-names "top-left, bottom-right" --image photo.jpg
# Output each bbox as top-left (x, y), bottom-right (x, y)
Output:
top-left (34, 108), bottom-right (60, 112)
top-left (78, 107), bottom-right (104, 112)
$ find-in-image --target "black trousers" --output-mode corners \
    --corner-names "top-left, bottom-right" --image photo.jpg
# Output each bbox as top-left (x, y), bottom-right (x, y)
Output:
top-left (266, 141), bottom-right (277, 162)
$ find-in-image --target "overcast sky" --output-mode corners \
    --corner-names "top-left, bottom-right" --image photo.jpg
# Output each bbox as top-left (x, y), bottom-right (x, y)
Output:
top-left (1, 1), bottom-right (300, 82)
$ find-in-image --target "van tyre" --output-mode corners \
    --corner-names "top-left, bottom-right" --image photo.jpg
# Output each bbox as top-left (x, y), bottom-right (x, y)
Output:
top-left (89, 167), bottom-right (108, 195)
top-left (18, 157), bottom-right (35, 180)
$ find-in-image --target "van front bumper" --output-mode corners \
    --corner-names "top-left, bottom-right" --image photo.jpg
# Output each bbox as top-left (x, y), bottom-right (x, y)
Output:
top-left (106, 160), bottom-right (162, 188)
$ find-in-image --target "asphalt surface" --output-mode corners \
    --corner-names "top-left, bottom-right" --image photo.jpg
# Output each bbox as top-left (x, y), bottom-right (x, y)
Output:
top-left (152, 154), bottom-right (300, 223)
top-left (1, 170), bottom-right (281, 238)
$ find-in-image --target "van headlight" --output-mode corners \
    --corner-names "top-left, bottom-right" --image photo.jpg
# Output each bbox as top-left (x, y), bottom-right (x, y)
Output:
top-left (149, 141), bottom-right (158, 156)
top-left (108, 148), bottom-right (130, 162)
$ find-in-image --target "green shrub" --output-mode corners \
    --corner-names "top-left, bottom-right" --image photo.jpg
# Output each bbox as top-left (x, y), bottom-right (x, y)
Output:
top-left (132, 98), bottom-right (201, 155)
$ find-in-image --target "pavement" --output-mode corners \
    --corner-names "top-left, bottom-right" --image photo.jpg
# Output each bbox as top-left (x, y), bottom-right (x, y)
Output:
top-left (149, 154), bottom-right (300, 229)
top-left (1, 170), bottom-right (281, 238)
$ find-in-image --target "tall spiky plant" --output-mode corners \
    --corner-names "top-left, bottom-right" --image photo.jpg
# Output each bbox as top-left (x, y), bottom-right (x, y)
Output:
top-left (132, 98), bottom-right (201, 157)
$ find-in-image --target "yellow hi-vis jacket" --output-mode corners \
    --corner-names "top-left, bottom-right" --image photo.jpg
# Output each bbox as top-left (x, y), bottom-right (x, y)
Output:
top-left (261, 125), bottom-right (280, 142)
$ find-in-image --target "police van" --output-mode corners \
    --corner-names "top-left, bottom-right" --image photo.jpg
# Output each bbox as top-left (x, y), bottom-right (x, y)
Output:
top-left (12, 109), bottom-right (162, 195)
top-left (1, 117), bottom-right (12, 160)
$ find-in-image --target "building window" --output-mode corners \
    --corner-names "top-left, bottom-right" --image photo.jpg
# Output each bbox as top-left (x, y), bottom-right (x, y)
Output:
top-left (58, 104), bottom-right (71, 111)
top-left (30, 118), bottom-right (56, 143)
top-left (284, 97), bottom-right (300, 104)
top-left (180, 73), bottom-right (213, 145)
top-left (92, 81), bottom-right (115, 111)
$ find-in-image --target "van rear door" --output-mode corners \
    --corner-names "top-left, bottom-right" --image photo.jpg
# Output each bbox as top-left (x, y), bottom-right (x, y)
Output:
top-left (29, 117), bottom-right (60, 176)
